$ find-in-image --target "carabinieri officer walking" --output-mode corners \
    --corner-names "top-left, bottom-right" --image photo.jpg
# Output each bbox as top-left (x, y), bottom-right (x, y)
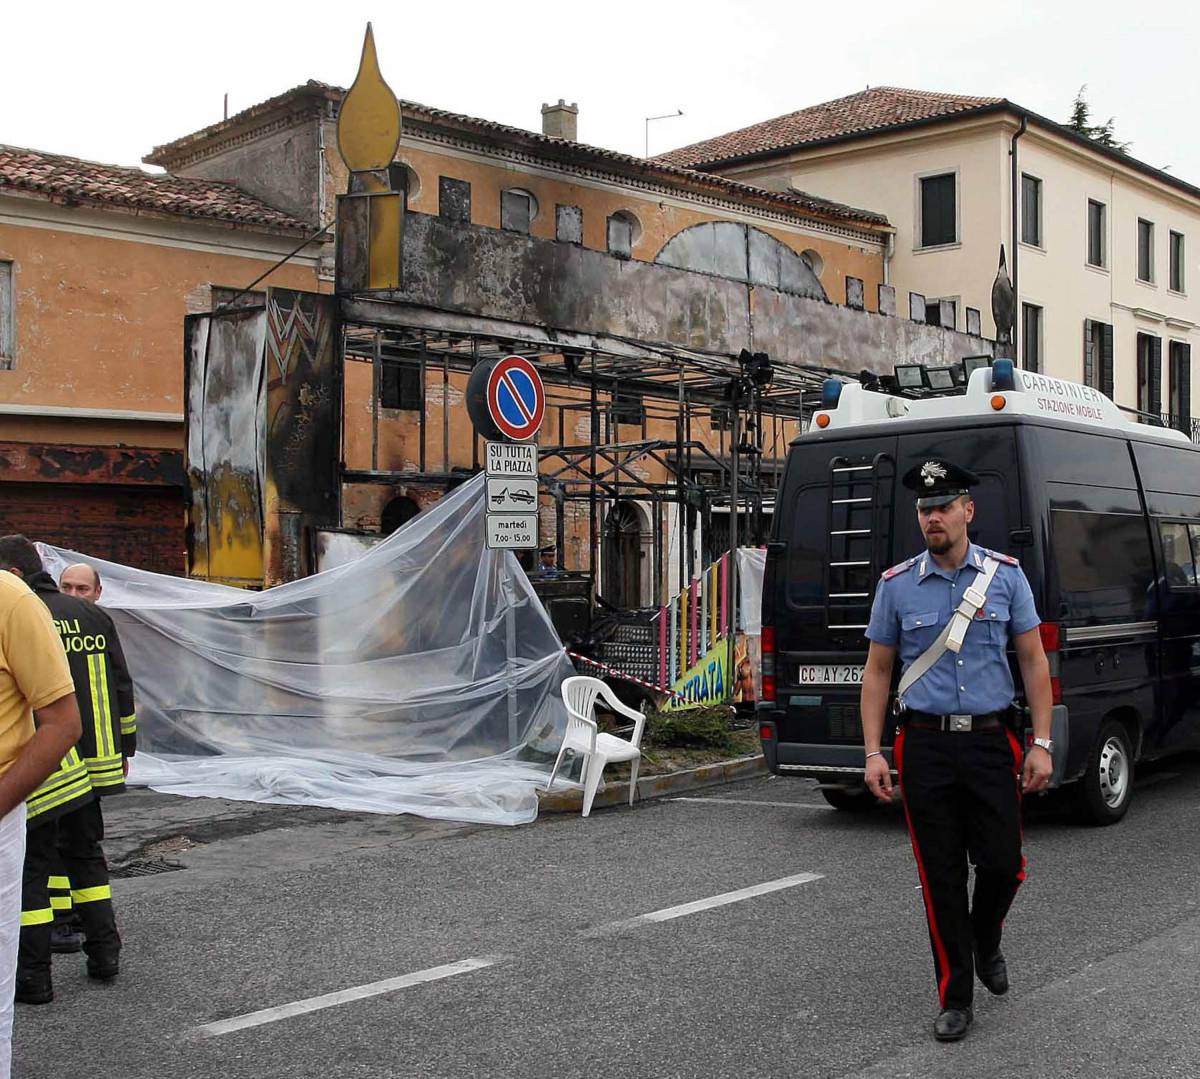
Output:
top-left (859, 458), bottom-right (1054, 1042)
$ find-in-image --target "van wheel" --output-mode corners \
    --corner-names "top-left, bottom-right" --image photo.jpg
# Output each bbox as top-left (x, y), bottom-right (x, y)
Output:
top-left (820, 785), bottom-right (877, 812)
top-left (1076, 720), bottom-right (1135, 826)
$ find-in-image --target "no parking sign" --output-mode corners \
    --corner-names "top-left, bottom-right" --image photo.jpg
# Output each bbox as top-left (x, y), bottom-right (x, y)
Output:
top-left (486, 355), bottom-right (545, 442)
top-left (466, 355), bottom-right (546, 443)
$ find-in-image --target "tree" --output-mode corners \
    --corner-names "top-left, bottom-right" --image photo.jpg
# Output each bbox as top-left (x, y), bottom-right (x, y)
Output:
top-left (1066, 86), bottom-right (1131, 153)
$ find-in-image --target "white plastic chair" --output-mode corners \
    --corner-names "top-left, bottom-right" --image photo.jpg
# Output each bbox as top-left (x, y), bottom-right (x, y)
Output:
top-left (546, 676), bottom-right (646, 817)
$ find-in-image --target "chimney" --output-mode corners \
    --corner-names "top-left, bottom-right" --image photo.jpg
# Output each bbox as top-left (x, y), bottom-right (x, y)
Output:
top-left (541, 99), bottom-right (579, 142)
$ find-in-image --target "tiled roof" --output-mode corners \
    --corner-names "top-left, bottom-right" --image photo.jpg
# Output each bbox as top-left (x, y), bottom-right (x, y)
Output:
top-left (658, 87), bottom-right (1005, 168)
top-left (146, 81), bottom-right (889, 230)
top-left (0, 145), bottom-right (312, 234)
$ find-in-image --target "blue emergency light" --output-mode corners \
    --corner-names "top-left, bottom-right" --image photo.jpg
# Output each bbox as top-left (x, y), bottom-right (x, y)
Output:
top-left (991, 358), bottom-right (1016, 392)
top-left (821, 378), bottom-right (843, 408)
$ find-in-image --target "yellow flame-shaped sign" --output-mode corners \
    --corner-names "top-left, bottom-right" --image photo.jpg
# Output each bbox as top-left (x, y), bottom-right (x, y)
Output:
top-left (337, 24), bottom-right (402, 173)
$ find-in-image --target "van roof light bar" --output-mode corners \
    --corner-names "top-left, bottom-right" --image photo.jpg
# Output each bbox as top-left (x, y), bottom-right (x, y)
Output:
top-left (894, 364), bottom-right (926, 390)
top-left (805, 360), bottom-right (1192, 446)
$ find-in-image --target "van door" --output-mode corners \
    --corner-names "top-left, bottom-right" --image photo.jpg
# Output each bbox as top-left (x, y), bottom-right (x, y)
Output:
top-left (894, 426), bottom-right (1024, 557)
top-left (775, 435), bottom-right (899, 655)
top-left (770, 434), bottom-right (897, 749)
top-left (1131, 439), bottom-right (1200, 754)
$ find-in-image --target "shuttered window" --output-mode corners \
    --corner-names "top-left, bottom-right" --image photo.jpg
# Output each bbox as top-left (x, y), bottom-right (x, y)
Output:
top-left (1083, 319), bottom-right (1114, 399)
top-left (1021, 174), bottom-right (1042, 246)
top-left (1170, 231), bottom-right (1186, 293)
top-left (1137, 219), bottom-right (1154, 282)
top-left (1137, 332), bottom-right (1162, 417)
top-left (1169, 340), bottom-right (1192, 434)
top-left (919, 173), bottom-right (957, 247)
top-left (381, 360), bottom-right (422, 411)
top-left (1022, 303), bottom-right (1043, 373)
top-left (0, 261), bottom-right (12, 368)
top-left (1087, 200), bottom-right (1106, 268)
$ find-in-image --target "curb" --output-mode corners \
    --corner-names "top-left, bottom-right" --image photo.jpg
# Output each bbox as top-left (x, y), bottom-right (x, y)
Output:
top-left (537, 753), bottom-right (767, 815)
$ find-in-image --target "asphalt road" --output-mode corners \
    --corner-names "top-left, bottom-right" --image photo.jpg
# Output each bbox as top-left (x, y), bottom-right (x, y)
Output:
top-left (13, 755), bottom-right (1200, 1079)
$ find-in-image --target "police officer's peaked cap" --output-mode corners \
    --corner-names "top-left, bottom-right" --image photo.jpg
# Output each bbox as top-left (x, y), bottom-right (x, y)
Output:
top-left (901, 458), bottom-right (980, 509)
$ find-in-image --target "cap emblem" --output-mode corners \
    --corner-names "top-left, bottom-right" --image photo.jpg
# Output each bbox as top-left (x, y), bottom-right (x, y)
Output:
top-left (920, 461), bottom-right (947, 487)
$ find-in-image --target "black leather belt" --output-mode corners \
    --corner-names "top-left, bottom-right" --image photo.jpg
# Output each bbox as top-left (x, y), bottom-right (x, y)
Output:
top-left (903, 710), bottom-right (1009, 733)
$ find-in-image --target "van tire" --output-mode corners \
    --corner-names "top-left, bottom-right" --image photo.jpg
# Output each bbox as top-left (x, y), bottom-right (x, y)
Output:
top-left (820, 785), bottom-right (877, 812)
top-left (1076, 720), bottom-right (1135, 826)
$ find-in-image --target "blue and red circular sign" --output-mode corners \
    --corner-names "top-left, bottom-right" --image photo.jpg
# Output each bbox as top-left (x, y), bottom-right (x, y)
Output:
top-left (486, 355), bottom-right (545, 442)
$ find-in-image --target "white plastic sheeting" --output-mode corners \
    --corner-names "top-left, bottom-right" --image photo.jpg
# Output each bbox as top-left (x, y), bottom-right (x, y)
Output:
top-left (736, 548), bottom-right (766, 634)
top-left (39, 476), bottom-right (573, 826)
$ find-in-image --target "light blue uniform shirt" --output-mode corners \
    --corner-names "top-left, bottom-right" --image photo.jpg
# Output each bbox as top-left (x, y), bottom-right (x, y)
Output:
top-left (865, 542), bottom-right (1040, 715)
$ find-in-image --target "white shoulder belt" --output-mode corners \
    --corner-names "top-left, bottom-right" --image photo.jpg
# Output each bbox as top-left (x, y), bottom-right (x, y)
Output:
top-left (896, 556), bottom-right (1002, 711)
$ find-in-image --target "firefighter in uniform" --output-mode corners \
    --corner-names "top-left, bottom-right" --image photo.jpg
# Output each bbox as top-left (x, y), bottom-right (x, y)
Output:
top-left (858, 460), bottom-right (1054, 1042)
top-left (0, 537), bottom-right (135, 1003)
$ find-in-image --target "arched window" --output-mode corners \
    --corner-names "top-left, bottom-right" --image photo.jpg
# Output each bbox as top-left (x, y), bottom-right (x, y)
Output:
top-left (501, 189), bottom-right (538, 234)
top-left (606, 211), bottom-right (641, 259)
top-left (654, 223), bottom-right (827, 301)
top-left (381, 496), bottom-right (421, 535)
top-left (395, 161), bottom-right (421, 201)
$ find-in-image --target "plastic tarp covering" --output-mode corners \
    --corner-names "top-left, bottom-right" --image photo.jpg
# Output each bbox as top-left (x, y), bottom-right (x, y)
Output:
top-left (736, 548), bottom-right (766, 634)
top-left (39, 476), bottom-right (573, 826)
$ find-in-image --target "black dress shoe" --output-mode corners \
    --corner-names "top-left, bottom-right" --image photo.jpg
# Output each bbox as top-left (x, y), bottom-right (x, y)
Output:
top-left (934, 1007), bottom-right (973, 1041)
top-left (50, 922), bottom-right (84, 954)
top-left (14, 973), bottom-right (53, 1005)
top-left (976, 949), bottom-right (1009, 995)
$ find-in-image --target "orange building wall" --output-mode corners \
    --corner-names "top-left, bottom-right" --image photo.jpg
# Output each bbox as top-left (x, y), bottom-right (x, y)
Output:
top-left (325, 129), bottom-right (886, 312)
top-left (0, 218), bottom-right (324, 442)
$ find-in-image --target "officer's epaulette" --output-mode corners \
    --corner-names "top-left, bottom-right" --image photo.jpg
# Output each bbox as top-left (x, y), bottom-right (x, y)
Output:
top-left (881, 556), bottom-right (918, 580)
top-left (982, 548), bottom-right (1019, 566)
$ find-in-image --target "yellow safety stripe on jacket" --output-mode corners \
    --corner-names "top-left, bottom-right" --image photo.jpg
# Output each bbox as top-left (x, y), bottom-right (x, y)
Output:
top-left (88, 654), bottom-right (116, 760)
top-left (50, 895), bottom-right (72, 912)
top-left (71, 885), bottom-right (112, 904)
top-left (26, 749), bottom-right (92, 820)
top-left (20, 908), bottom-right (53, 927)
top-left (48, 876), bottom-right (70, 890)
top-left (87, 760), bottom-right (125, 789)
top-left (120, 713), bottom-right (137, 737)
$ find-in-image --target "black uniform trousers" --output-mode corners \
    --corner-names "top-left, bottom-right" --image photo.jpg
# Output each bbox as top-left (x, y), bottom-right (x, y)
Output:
top-left (894, 724), bottom-right (1026, 1010)
top-left (20, 800), bottom-right (120, 978)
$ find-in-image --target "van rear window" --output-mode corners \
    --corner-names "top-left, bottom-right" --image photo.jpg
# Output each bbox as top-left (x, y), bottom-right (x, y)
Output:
top-left (785, 484), bottom-right (829, 607)
top-left (1051, 509), bottom-right (1155, 622)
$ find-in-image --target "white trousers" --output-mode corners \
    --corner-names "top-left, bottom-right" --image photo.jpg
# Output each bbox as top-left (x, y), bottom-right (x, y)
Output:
top-left (0, 803), bottom-right (27, 1079)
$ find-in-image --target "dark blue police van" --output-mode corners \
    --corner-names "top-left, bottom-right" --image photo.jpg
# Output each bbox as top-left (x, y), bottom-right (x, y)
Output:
top-left (758, 360), bottom-right (1200, 824)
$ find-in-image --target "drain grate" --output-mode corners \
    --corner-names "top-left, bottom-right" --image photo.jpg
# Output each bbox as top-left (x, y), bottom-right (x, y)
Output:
top-left (110, 858), bottom-right (186, 878)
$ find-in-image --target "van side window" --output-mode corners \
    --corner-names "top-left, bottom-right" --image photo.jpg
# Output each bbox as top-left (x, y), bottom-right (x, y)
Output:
top-left (1158, 522), bottom-right (1200, 588)
top-left (1051, 509), bottom-right (1155, 622)
top-left (786, 485), bottom-right (833, 607)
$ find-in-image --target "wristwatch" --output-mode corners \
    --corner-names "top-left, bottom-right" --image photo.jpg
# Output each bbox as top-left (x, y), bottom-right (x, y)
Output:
top-left (1032, 737), bottom-right (1054, 756)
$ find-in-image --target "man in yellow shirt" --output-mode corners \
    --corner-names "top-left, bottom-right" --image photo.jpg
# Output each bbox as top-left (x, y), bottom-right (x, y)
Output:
top-left (0, 570), bottom-right (83, 1079)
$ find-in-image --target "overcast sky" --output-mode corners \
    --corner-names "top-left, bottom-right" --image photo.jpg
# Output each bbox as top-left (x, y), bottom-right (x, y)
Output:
top-left (4, 0), bottom-right (1197, 190)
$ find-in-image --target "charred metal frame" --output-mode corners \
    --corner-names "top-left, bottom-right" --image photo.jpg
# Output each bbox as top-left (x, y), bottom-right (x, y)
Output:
top-left (336, 306), bottom-right (843, 611)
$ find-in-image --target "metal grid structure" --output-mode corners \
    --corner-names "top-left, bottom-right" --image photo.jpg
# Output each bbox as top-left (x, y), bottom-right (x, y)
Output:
top-left (339, 315), bottom-right (845, 605)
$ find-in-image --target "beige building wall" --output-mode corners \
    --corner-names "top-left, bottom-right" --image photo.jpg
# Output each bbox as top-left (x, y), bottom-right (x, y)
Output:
top-left (721, 118), bottom-right (1009, 335)
top-left (1017, 127), bottom-right (1200, 410)
top-left (714, 115), bottom-right (1200, 423)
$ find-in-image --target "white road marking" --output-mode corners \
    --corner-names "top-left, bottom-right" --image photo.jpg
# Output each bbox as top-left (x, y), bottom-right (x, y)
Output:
top-left (196, 954), bottom-right (506, 1037)
top-left (586, 871), bottom-right (823, 936)
top-left (669, 796), bottom-right (829, 810)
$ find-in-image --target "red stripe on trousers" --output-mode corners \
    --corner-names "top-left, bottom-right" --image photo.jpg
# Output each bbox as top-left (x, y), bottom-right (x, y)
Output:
top-left (895, 728), bottom-right (953, 1008)
top-left (1005, 728), bottom-right (1028, 884)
